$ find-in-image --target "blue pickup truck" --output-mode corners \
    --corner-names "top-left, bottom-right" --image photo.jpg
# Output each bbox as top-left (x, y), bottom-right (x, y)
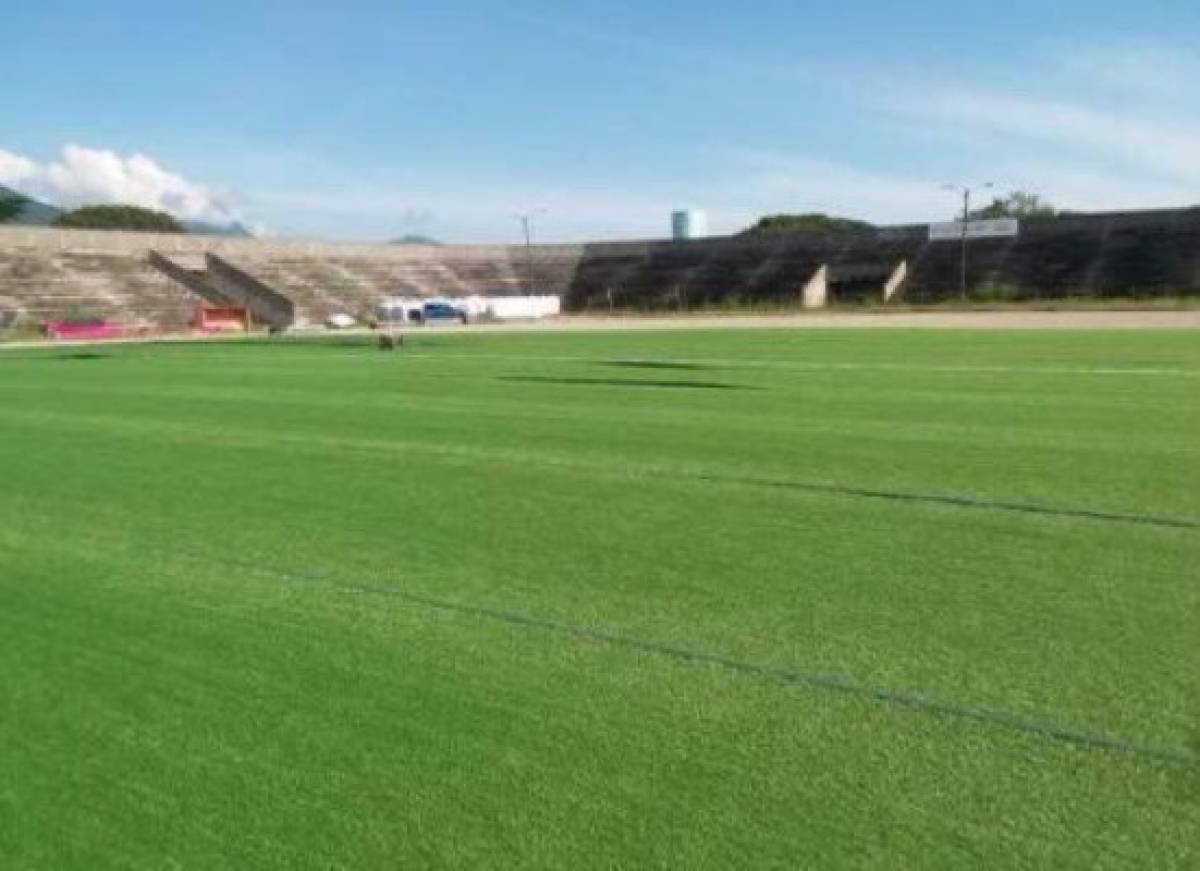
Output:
top-left (409, 301), bottom-right (468, 326)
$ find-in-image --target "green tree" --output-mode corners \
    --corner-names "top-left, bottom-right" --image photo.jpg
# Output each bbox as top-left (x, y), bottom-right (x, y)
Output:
top-left (53, 204), bottom-right (185, 233)
top-left (973, 191), bottom-right (1057, 220)
top-left (390, 234), bottom-right (443, 246)
top-left (0, 194), bottom-right (27, 223)
top-left (739, 213), bottom-right (874, 236)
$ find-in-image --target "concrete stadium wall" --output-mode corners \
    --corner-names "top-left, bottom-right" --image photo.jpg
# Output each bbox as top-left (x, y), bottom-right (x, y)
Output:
top-left (2, 208), bottom-right (1199, 328)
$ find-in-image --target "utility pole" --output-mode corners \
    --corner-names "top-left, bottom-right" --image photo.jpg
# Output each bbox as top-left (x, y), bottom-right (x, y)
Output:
top-left (944, 183), bottom-right (992, 301)
top-left (959, 187), bottom-right (970, 302)
top-left (513, 210), bottom-right (544, 303)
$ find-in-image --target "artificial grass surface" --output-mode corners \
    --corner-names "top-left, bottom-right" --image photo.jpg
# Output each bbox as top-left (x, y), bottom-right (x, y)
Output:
top-left (1, 328), bottom-right (1197, 867)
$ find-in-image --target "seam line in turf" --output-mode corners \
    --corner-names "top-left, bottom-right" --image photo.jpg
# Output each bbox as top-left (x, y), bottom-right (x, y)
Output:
top-left (7, 510), bottom-right (1195, 768)
top-left (696, 475), bottom-right (1200, 530)
top-left (185, 549), bottom-right (1200, 767)
top-left (2, 406), bottom-right (1195, 532)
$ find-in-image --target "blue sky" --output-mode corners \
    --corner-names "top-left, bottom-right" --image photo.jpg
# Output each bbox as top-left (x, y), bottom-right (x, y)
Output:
top-left (2, 0), bottom-right (1199, 242)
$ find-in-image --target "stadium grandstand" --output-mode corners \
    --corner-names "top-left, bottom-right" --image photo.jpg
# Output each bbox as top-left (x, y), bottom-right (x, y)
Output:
top-left (2, 208), bottom-right (1199, 333)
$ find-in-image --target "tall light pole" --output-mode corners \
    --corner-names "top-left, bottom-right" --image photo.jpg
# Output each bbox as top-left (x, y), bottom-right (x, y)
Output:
top-left (943, 183), bottom-right (992, 301)
top-left (513, 210), bottom-right (545, 300)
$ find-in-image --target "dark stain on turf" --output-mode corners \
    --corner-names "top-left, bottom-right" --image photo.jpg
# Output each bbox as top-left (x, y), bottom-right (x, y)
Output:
top-left (498, 375), bottom-right (755, 391)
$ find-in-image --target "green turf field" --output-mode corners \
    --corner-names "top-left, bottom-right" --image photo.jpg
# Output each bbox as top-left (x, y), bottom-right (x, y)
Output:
top-left (1, 328), bottom-right (1197, 868)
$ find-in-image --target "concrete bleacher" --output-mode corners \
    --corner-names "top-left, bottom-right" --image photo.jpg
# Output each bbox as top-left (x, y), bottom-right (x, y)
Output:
top-left (216, 246), bottom-right (591, 325)
top-left (218, 254), bottom-right (489, 324)
top-left (0, 243), bottom-right (203, 328)
top-left (904, 210), bottom-right (1200, 301)
top-left (0, 229), bottom-right (584, 329)
top-left (564, 231), bottom-right (923, 310)
top-left (2, 209), bottom-right (1198, 332)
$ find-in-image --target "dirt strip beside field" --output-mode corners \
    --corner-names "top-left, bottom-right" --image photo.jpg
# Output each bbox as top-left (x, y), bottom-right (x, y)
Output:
top-left (510, 309), bottom-right (1200, 331)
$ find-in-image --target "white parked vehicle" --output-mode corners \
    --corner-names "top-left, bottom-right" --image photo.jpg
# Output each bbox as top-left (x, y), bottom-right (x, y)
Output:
top-left (325, 313), bottom-right (357, 329)
top-left (376, 298), bottom-right (418, 325)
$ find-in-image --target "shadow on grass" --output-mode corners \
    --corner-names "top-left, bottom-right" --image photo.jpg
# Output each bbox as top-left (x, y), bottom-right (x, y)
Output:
top-left (603, 359), bottom-right (715, 371)
top-left (498, 375), bottom-right (756, 391)
top-left (58, 352), bottom-right (111, 361)
top-left (232, 335), bottom-right (375, 349)
top-left (286, 337), bottom-right (376, 349)
top-left (0, 350), bottom-right (113, 362)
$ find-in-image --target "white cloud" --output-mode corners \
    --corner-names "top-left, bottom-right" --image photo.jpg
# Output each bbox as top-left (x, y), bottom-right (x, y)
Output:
top-left (0, 150), bottom-right (38, 181)
top-left (1054, 40), bottom-right (1200, 103)
top-left (247, 182), bottom-right (680, 243)
top-left (909, 89), bottom-right (1200, 185)
top-left (989, 161), bottom-right (1195, 212)
top-left (0, 144), bottom-right (236, 222)
top-left (717, 151), bottom-right (955, 225)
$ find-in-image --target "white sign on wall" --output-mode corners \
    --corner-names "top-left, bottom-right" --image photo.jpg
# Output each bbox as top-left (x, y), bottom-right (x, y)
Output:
top-left (928, 219), bottom-right (1020, 241)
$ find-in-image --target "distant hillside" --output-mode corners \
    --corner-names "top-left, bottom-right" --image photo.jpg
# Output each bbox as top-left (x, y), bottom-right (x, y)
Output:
top-left (0, 185), bottom-right (63, 225)
top-left (0, 187), bottom-right (250, 235)
top-left (182, 220), bottom-right (253, 237)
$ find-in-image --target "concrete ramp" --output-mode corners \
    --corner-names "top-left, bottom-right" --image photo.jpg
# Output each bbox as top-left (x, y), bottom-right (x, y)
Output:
top-left (148, 251), bottom-right (237, 307)
top-left (148, 251), bottom-right (295, 329)
top-left (883, 260), bottom-right (908, 302)
top-left (802, 265), bottom-right (829, 308)
top-left (205, 255), bottom-right (295, 330)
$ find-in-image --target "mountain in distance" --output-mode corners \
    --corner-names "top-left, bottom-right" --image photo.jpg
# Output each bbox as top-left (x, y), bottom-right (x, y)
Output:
top-left (1, 186), bottom-right (251, 236)
top-left (0, 185), bottom-right (63, 224)
top-left (181, 219), bottom-right (253, 237)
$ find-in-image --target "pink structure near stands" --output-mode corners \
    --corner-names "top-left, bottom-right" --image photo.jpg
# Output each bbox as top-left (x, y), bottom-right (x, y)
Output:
top-left (194, 305), bottom-right (249, 333)
top-left (45, 321), bottom-right (126, 341)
